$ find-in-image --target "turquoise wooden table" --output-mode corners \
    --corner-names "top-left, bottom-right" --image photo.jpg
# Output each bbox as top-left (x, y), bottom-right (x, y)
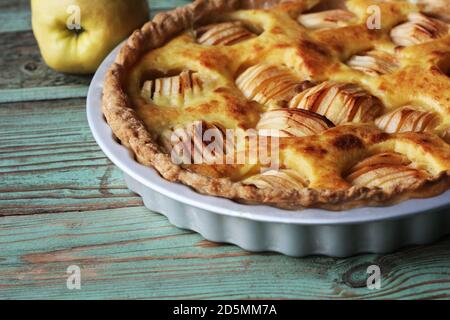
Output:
top-left (1, 0), bottom-right (450, 300)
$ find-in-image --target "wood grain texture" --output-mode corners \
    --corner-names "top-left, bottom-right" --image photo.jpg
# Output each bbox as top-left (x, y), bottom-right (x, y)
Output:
top-left (0, 98), bottom-right (143, 216)
top-left (0, 0), bottom-right (191, 103)
top-left (0, 0), bottom-right (192, 33)
top-left (0, 31), bottom-right (91, 91)
top-left (0, 0), bottom-right (449, 300)
top-left (0, 207), bottom-right (449, 300)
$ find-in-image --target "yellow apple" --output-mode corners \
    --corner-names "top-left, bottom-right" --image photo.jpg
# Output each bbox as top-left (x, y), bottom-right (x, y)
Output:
top-left (31, 0), bottom-right (149, 74)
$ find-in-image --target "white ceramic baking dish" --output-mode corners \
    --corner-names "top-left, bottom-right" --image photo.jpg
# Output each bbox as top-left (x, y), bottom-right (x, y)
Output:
top-left (87, 44), bottom-right (450, 257)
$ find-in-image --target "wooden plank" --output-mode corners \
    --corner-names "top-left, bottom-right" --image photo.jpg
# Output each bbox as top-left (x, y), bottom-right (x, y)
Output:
top-left (0, 87), bottom-right (88, 104)
top-left (0, 11), bottom-right (30, 33)
top-left (150, 0), bottom-right (192, 8)
top-left (0, 98), bottom-right (143, 216)
top-left (0, 206), bottom-right (449, 300)
top-left (0, 0), bottom-right (192, 33)
top-left (0, 31), bottom-right (91, 92)
top-left (0, 0), bottom-right (28, 10)
top-left (0, 1), bottom-right (192, 103)
top-left (1, 0), bottom-right (449, 301)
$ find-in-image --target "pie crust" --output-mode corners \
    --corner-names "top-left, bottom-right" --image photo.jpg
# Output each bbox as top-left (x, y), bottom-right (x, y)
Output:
top-left (102, 0), bottom-right (450, 210)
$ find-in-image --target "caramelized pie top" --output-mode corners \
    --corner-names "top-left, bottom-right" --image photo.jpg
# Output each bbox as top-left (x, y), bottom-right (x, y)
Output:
top-left (103, 0), bottom-right (450, 210)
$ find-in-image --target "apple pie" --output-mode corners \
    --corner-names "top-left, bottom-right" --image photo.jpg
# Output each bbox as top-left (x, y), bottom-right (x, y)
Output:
top-left (102, 0), bottom-right (450, 210)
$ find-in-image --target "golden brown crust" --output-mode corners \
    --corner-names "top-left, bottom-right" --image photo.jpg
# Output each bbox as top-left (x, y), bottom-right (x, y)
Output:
top-left (102, 0), bottom-right (450, 210)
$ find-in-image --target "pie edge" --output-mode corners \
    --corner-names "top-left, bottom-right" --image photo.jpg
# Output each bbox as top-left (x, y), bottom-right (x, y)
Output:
top-left (101, 0), bottom-right (450, 210)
